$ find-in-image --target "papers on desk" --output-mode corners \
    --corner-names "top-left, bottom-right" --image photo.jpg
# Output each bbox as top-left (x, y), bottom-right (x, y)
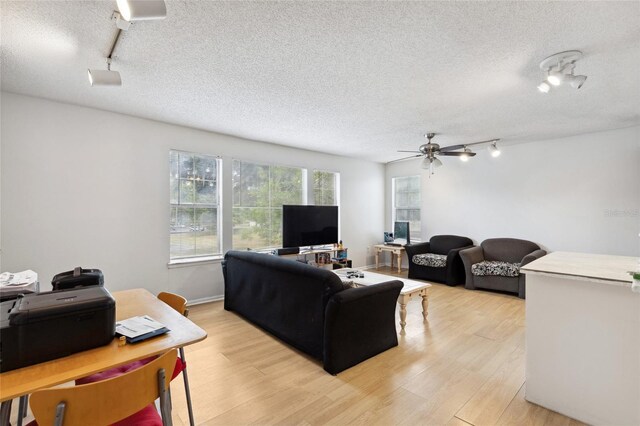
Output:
top-left (116, 315), bottom-right (170, 343)
top-left (0, 270), bottom-right (38, 299)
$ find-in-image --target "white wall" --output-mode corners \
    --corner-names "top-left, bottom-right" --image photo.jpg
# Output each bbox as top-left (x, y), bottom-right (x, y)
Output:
top-left (0, 92), bottom-right (386, 301)
top-left (386, 126), bottom-right (640, 257)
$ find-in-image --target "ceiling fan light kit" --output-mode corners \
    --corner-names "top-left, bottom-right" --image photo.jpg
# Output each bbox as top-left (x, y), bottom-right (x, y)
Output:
top-left (488, 142), bottom-right (501, 157)
top-left (538, 50), bottom-right (588, 93)
top-left (390, 134), bottom-right (500, 175)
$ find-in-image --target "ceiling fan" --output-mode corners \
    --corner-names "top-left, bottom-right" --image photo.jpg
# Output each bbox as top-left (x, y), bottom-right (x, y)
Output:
top-left (389, 133), bottom-right (500, 174)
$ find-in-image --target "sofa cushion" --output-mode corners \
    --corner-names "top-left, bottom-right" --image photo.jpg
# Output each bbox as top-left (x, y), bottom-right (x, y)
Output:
top-left (472, 261), bottom-right (521, 277)
top-left (412, 253), bottom-right (447, 268)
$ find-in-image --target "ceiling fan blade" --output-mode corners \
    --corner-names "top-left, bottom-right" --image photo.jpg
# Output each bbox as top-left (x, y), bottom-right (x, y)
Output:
top-left (439, 151), bottom-right (477, 157)
top-left (387, 154), bottom-right (423, 164)
top-left (438, 144), bottom-right (465, 152)
top-left (397, 150), bottom-right (421, 153)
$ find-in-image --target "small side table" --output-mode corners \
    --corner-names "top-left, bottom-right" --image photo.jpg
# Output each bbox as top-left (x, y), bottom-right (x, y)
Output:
top-left (374, 244), bottom-right (406, 273)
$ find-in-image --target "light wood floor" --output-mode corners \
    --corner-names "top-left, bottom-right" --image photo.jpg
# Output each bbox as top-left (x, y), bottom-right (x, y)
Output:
top-left (9, 267), bottom-right (584, 425)
top-left (167, 267), bottom-right (584, 426)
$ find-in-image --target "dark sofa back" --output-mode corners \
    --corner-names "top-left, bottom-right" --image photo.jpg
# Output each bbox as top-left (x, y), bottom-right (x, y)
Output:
top-left (222, 250), bottom-right (344, 360)
top-left (481, 238), bottom-right (540, 262)
top-left (430, 235), bottom-right (474, 254)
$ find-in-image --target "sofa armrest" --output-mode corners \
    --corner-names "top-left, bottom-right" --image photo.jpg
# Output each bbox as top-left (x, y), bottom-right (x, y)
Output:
top-left (521, 249), bottom-right (547, 267)
top-left (404, 242), bottom-right (431, 259)
top-left (323, 280), bottom-right (403, 375)
top-left (446, 245), bottom-right (475, 285)
top-left (517, 249), bottom-right (547, 299)
top-left (459, 246), bottom-right (484, 289)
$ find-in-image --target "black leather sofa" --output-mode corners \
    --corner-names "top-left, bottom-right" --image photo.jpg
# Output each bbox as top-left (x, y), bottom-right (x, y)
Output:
top-left (222, 250), bottom-right (403, 375)
top-left (404, 235), bottom-right (474, 286)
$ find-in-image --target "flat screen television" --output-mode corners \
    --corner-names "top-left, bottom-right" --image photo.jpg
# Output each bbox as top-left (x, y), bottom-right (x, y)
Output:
top-left (282, 205), bottom-right (338, 248)
top-left (393, 221), bottom-right (410, 244)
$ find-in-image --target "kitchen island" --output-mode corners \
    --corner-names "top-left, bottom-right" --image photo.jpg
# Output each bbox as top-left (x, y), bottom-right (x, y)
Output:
top-left (521, 251), bottom-right (640, 426)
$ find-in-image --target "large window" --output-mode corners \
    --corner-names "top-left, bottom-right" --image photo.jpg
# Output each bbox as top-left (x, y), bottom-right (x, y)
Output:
top-left (313, 170), bottom-right (339, 205)
top-left (392, 175), bottom-right (421, 242)
top-left (169, 150), bottom-right (221, 260)
top-left (232, 160), bottom-right (304, 249)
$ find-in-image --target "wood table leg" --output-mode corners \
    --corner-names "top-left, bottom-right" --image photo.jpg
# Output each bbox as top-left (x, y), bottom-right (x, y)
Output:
top-left (421, 290), bottom-right (429, 320)
top-left (397, 250), bottom-right (402, 273)
top-left (398, 294), bottom-right (408, 332)
top-left (375, 249), bottom-right (380, 269)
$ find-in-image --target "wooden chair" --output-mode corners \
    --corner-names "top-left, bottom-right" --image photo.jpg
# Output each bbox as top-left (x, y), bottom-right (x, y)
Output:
top-left (29, 349), bottom-right (177, 426)
top-left (157, 292), bottom-right (195, 426)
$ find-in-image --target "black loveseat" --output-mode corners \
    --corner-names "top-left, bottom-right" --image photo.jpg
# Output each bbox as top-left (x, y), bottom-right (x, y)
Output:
top-left (222, 251), bottom-right (403, 375)
top-left (404, 235), bottom-right (474, 286)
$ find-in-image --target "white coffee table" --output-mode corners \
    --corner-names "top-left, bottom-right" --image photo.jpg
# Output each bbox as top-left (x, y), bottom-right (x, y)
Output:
top-left (333, 269), bottom-right (432, 332)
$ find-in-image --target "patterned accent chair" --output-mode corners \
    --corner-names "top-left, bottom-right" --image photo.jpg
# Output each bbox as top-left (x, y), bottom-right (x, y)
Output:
top-left (459, 238), bottom-right (546, 299)
top-left (405, 235), bottom-right (474, 286)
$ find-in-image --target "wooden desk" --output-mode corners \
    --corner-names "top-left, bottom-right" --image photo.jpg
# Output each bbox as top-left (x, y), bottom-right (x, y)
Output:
top-left (374, 244), bottom-right (405, 273)
top-left (0, 288), bottom-right (207, 403)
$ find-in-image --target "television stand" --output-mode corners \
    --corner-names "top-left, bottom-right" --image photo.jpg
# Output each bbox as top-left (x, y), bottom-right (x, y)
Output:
top-left (281, 247), bottom-right (351, 269)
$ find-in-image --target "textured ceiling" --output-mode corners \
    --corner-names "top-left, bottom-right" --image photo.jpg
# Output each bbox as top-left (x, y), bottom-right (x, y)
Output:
top-left (1, 1), bottom-right (639, 162)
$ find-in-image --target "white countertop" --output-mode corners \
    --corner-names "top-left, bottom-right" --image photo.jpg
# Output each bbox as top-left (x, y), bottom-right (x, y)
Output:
top-left (521, 251), bottom-right (639, 287)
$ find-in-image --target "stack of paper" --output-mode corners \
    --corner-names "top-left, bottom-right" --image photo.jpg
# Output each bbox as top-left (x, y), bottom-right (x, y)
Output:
top-left (116, 315), bottom-right (170, 343)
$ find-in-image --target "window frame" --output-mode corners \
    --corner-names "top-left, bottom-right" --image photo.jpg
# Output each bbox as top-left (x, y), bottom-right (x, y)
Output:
top-left (391, 175), bottom-right (421, 243)
top-left (169, 150), bottom-right (223, 264)
top-left (312, 169), bottom-right (340, 206)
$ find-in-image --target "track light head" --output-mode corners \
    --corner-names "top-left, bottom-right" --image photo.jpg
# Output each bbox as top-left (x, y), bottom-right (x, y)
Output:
top-left (547, 71), bottom-right (563, 86)
top-left (87, 69), bottom-right (122, 86)
top-left (488, 142), bottom-right (501, 157)
top-left (567, 74), bottom-right (587, 89)
top-left (537, 81), bottom-right (551, 93)
top-left (117, 0), bottom-right (167, 21)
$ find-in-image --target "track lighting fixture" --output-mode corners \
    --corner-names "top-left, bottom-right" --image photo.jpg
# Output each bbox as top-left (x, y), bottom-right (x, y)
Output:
top-left (488, 141), bottom-right (501, 157)
top-left (460, 147), bottom-right (472, 162)
top-left (537, 50), bottom-right (587, 93)
top-left (88, 3), bottom-right (166, 87)
top-left (117, 0), bottom-right (167, 22)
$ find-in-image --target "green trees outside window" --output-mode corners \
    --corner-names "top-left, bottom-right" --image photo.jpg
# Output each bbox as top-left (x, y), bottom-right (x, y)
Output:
top-left (313, 170), bottom-right (338, 206)
top-left (170, 151), bottom-right (220, 259)
top-left (232, 160), bottom-right (303, 250)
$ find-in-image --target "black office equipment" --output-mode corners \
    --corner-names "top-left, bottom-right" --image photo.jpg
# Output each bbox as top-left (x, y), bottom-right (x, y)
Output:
top-left (0, 286), bottom-right (115, 373)
top-left (277, 247), bottom-right (300, 256)
top-left (51, 267), bottom-right (104, 291)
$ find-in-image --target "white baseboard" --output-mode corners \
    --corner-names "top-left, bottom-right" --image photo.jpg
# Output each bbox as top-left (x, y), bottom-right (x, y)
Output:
top-left (187, 294), bottom-right (224, 306)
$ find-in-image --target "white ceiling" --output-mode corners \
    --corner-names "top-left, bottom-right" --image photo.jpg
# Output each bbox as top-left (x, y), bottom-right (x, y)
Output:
top-left (2, 1), bottom-right (639, 162)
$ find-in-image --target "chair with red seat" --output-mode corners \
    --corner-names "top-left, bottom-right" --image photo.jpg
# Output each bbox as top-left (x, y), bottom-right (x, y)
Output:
top-left (157, 292), bottom-right (194, 426)
top-left (27, 349), bottom-right (177, 426)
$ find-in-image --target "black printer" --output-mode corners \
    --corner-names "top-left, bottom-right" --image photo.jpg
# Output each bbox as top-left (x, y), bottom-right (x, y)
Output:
top-left (0, 286), bottom-right (115, 373)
